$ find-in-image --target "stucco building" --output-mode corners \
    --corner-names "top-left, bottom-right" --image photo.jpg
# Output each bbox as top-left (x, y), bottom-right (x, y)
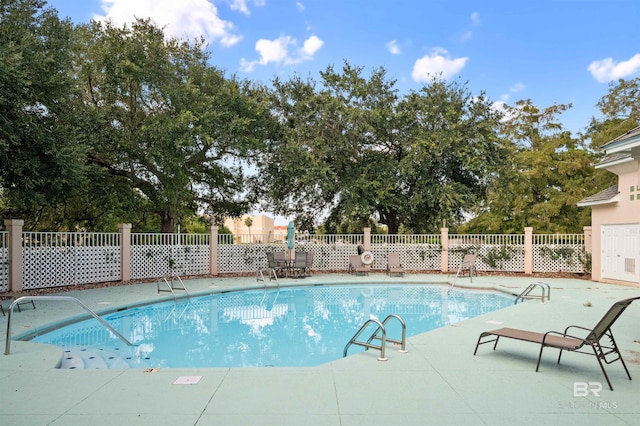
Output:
top-left (578, 127), bottom-right (640, 285)
top-left (223, 215), bottom-right (275, 243)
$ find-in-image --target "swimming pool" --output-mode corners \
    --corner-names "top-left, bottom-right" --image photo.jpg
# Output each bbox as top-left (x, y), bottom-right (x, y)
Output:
top-left (29, 284), bottom-right (514, 369)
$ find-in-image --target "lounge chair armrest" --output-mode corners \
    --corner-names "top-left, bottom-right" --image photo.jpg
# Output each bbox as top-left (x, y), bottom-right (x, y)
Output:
top-left (563, 325), bottom-right (592, 335)
top-left (542, 330), bottom-right (586, 343)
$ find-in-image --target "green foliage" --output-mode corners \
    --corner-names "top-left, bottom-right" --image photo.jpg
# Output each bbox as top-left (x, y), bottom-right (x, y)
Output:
top-left (68, 19), bottom-right (276, 232)
top-left (3, 3), bottom-right (633, 235)
top-left (462, 100), bottom-right (608, 234)
top-left (538, 246), bottom-right (575, 263)
top-left (481, 245), bottom-right (517, 269)
top-left (254, 62), bottom-right (507, 234)
top-left (0, 0), bottom-right (88, 229)
top-left (588, 77), bottom-right (640, 149)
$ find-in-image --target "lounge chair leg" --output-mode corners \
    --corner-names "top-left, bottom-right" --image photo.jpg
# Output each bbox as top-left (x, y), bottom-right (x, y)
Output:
top-left (592, 345), bottom-right (614, 391)
top-left (557, 349), bottom-right (563, 365)
top-left (535, 345), bottom-right (545, 372)
top-left (473, 337), bottom-right (482, 355)
top-left (473, 334), bottom-right (499, 355)
top-left (608, 332), bottom-right (632, 381)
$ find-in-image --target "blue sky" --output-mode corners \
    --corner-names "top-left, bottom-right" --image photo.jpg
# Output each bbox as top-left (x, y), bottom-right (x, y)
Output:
top-left (45, 0), bottom-right (640, 223)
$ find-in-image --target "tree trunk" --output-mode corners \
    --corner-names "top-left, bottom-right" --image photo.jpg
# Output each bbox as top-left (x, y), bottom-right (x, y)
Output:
top-left (160, 211), bottom-right (175, 233)
top-left (380, 209), bottom-right (400, 234)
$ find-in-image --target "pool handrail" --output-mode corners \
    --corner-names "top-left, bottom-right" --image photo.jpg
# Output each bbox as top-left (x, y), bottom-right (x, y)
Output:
top-left (343, 318), bottom-right (388, 361)
top-left (4, 295), bottom-right (134, 355)
top-left (367, 314), bottom-right (408, 353)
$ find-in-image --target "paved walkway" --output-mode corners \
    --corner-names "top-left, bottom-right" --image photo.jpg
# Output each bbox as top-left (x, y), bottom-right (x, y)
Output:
top-left (1, 274), bottom-right (639, 425)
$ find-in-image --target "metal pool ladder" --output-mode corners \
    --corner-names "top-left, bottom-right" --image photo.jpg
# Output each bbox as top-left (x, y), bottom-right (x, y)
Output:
top-left (157, 274), bottom-right (191, 301)
top-left (343, 314), bottom-right (408, 361)
top-left (4, 295), bottom-right (134, 355)
top-left (514, 282), bottom-right (551, 304)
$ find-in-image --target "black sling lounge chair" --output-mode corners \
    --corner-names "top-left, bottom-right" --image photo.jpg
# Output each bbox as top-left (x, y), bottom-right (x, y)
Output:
top-left (473, 296), bottom-right (640, 390)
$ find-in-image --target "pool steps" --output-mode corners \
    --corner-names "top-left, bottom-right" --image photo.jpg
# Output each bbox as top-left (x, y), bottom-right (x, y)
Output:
top-left (60, 347), bottom-right (149, 369)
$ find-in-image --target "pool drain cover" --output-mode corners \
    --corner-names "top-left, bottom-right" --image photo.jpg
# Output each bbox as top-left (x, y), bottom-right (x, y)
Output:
top-left (173, 376), bottom-right (202, 385)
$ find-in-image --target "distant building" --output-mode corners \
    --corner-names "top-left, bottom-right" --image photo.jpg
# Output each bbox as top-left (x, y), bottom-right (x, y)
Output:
top-left (274, 225), bottom-right (288, 242)
top-left (224, 215), bottom-right (275, 243)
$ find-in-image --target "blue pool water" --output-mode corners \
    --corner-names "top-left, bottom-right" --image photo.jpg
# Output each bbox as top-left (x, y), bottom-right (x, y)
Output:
top-left (30, 284), bottom-right (514, 369)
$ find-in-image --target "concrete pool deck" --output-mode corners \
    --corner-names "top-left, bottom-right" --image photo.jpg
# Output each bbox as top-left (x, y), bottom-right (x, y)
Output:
top-left (1, 273), bottom-right (639, 425)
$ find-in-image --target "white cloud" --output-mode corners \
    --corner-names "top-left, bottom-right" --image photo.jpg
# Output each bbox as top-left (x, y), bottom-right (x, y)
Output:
top-left (499, 83), bottom-right (525, 104)
top-left (226, 0), bottom-right (266, 14)
top-left (588, 53), bottom-right (640, 83)
top-left (296, 2), bottom-right (305, 12)
top-left (256, 36), bottom-right (292, 64)
top-left (240, 34), bottom-right (324, 72)
top-left (412, 48), bottom-right (468, 82)
top-left (461, 31), bottom-right (473, 41)
top-left (509, 83), bottom-right (525, 93)
top-left (302, 35), bottom-right (323, 58)
top-left (96, 0), bottom-right (242, 46)
top-left (227, 0), bottom-right (250, 15)
top-left (470, 12), bottom-right (480, 26)
top-left (386, 40), bottom-right (401, 55)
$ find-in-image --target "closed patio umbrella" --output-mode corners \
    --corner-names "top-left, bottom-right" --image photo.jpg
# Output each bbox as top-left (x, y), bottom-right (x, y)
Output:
top-left (287, 221), bottom-right (295, 260)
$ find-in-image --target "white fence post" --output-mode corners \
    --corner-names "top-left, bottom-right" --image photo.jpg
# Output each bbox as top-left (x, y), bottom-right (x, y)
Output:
top-left (210, 225), bottom-right (218, 275)
top-left (524, 227), bottom-right (533, 274)
top-left (119, 223), bottom-right (132, 282)
top-left (440, 227), bottom-right (449, 272)
top-left (5, 219), bottom-right (23, 292)
top-left (583, 226), bottom-right (592, 255)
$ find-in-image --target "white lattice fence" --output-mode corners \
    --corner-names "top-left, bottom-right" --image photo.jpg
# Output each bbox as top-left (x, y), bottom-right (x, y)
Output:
top-left (370, 244), bottom-right (442, 271)
top-left (448, 234), bottom-right (526, 272)
top-left (217, 243), bottom-right (286, 274)
top-left (217, 243), bottom-right (362, 274)
top-left (533, 234), bottom-right (585, 273)
top-left (0, 231), bottom-right (7, 292)
top-left (22, 232), bottom-right (120, 289)
top-left (130, 233), bottom-right (210, 279)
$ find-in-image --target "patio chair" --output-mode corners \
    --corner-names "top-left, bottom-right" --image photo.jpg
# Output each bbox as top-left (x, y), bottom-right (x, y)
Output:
top-left (273, 251), bottom-right (286, 266)
top-left (266, 252), bottom-right (288, 280)
top-left (455, 254), bottom-right (477, 281)
top-left (473, 296), bottom-right (640, 390)
top-left (291, 251), bottom-right (308, 278)
top-left (386, 253), bottom-right (405, 277)
top-left (348, 255), bottom-right (368, 276)
top-left (304, 251), bottom-right (314, 276)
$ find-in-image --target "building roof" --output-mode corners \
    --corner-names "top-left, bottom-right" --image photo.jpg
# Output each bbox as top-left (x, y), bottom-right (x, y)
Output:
top-left (577, 185), bottom-right (619, 207)
top-left (595, 151), bottom-right (634, 168)
top-left (601, 125), bottom-right (640, 154)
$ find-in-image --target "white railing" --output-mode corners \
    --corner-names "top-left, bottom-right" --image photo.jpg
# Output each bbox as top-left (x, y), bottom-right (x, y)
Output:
top-left (1, 228), bottom-right (590, 291)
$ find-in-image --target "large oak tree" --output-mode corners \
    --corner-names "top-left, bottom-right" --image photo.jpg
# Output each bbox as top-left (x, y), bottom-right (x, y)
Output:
top-left (253, 62), bottom-right (507, 234)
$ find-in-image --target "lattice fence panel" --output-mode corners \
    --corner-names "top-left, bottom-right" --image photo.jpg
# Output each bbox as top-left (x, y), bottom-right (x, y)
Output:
top-left (0, 232), bottom-right (7, 292)
top-left (370, 244), bottom-right (442, 271)
top-left (217, 244), bottom-right (284, 274)
top-left (130, 233), bottom-right (210, 279)
top-left (448, 234), bottom-right (526, 272)
top-left (217, 243), bottom-right (362, 274)
top-left (533, 234), bottom-right (585, 273)
top-left (22, 232), bottom-right (120, 289)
